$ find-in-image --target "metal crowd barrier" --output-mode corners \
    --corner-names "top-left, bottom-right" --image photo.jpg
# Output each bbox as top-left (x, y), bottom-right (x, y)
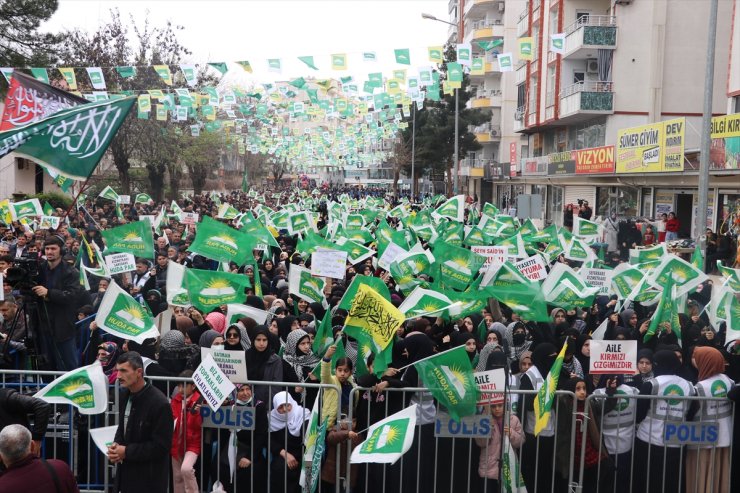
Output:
top-left (2, 369), bottom-right (736, 493)
top-left (580, 392), bottom-right (735, 493)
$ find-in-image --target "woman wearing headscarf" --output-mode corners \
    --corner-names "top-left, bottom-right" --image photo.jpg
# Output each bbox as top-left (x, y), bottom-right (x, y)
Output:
top-left (205, 311), bottom-right (226, 334)
top-left (507, 322), bottom-right (533, 375)
top-left (685, 347), bottom-right (735, 493)
top-left (159, 330), bottom-right (200, 375)
top-left (245, 326), bottom-right (299, 405)
top-left (517, 342), bottom-right (569, 493)
top-left (452, 331), bottom-right (478, 365)
top-left (198, 330), bottom-right (223, 349)
top-left (268, 391), bottom-right (310, 493)
top-left (144, 289), bottom-right (168, 316)
top-left (282, 329), bottom-right (321, 408)
top-left (96, 342), bottom-right (120, 384)
top-left (276, 315), bottom-right (299, 342)
top-left (400, 331), bottom-right (437, 493)
top-left (633, 350), bottom-right (695, 493)
top-left (223, 324), bottom-right (250, 352)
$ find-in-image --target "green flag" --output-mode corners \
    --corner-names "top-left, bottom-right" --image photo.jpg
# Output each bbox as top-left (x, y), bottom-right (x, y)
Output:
top-left (101, 220), bottom-right (154, 259)
top-left (338, 275), bottom-right (391, 311)
top-left (414, 346), bottom-right (479, 421)
top-left (288, 265), bottom-right (326, 305)
top-left (98, 185), bottom-right (120, 202)
top-left (185, 269), bottom-right (251, 312)
top-left (434, 194), bottom-right (465, 222)
top-left (0, 97), bottom-right (135, 182)
top-left (9, 198), bottom-right (43, 220)
top-left (534, 340), bottom-right (567, 435)
top-left (644, 281), bottom-right (680, 343)
top-left (34, 361), bottom-right (109, 414)
top-left (134, 193), bottom-right (152, 204)
top-left (94, 281), bottom-right (159, 343)
top-left (189, 215), bottom-right (250, 264)
top-left (690, 245), bottom-right (704, 272)
top-left (350, 404), bottom-right (417, 464)
top-left (434, 243), bottom-right (486, 291)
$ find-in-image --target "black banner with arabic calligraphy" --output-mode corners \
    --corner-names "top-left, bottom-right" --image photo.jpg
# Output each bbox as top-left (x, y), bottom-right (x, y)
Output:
top-left (0, 71), bottom-right (87, 131)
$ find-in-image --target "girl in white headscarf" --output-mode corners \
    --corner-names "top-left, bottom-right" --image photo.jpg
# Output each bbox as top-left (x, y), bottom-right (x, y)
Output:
top-left (268, 391), bottom-right (310, 493)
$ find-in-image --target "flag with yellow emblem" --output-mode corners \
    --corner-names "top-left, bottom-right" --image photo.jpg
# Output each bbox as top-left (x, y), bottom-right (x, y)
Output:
top-left (351, 404), bottom-right (417, 464)
top-left (95, 281), bottom-right (159, 343)
top-left (414, 346), bottom-right (479, 421)
top-left (34, 361), bottom-right (109, 414)
top-left (534, 340), bottom-right (568, 436)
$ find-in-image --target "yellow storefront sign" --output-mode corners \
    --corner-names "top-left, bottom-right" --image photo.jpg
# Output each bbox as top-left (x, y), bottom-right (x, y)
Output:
top-left (711, 113), bottom-right (740, 139)
top-left (615, 118), bottom-right (685, 173)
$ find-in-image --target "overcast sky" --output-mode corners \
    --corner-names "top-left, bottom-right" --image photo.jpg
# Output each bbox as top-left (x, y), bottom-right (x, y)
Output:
top-left (42, 0), bottom-right (452, 84)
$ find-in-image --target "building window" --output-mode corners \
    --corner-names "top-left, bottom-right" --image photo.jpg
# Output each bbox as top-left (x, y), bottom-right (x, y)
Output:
top-left (567, 117), bottom-right (606, 150)
top-left (641, 188), bottom-right (653, 217)
top-left (573, 71), bottom-right (585, 84)
top-left (596, 186), bottom-right (639, 218)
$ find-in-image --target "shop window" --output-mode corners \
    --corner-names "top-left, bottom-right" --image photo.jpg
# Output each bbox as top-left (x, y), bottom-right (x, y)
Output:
top-left (596, 186), bottom-right (638, 218)
top-left (641, 188), bottom-right (653, 218)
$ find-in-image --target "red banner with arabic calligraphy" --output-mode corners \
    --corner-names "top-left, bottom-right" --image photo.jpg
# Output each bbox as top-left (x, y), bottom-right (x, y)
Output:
top-left (0, 72), bottom-right (87, 131)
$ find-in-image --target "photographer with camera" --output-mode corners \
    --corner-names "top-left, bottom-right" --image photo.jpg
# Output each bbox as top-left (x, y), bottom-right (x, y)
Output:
top-left (30, 235), bottom-right (83, 371)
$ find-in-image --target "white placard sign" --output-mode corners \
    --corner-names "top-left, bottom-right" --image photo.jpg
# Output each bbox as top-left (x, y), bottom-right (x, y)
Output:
top-left (377, 242), bottom-right (407, 270)
top-left (181, 212), bottom-right (199, 225)
top-left (200, 347), bottom-right (248, 384)
top-left (590, 340), bottom-right (637, 375)
top-left (104, 252), bottom-right (137, 275)
top-left (311, 249), bottom-right (348, 279)
top-left (474, 368), bottom-right (507, 406)
top-left (89, 425), bottom-right (118, 455)
top-left (515, 255), bottom-right (548, 281)
top-left (580, 268), bottom-right (613, 295)
top-left (192, 353), bottom-right (236, 411)
top-left (39, 215), bottom-right (61, 230)
top-left (471, 246), bottom-right (508, 272)
top-left (118, 195), bottom-right (131, 205)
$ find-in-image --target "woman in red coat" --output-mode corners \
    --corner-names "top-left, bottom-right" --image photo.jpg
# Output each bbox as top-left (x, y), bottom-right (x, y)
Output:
top-left (665, 212), bottom-right (680, 241)
top-left (171, 369), bottom-right (203, 493)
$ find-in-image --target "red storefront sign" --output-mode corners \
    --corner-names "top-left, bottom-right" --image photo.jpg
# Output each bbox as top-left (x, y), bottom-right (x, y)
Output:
top-left (575, 145), bottom-right (615, 174)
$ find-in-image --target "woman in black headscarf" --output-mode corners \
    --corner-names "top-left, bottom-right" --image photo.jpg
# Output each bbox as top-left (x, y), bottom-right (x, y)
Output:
top-left (158, 330), bottom-right (200, 375)
top-left (276, 315), bottom-right (298, 343)
top-left (244, 326), bottom-right (299, 404)
top-left (223, 324), bottom-right (249, 352)
top-left (517, 342), bottom-right (569, 493)
top-left (633, 350), bottom-right (694, 493)
top-left (400, 331), bottom-right (437, 493)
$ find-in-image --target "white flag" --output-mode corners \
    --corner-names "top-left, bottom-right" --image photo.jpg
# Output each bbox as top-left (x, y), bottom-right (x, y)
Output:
top-left (351, 404), bottom-right (417, 464)
top-left (95, 281), bottom-right (159, 343)
top-left (35, 361), bottom-right (109, 414)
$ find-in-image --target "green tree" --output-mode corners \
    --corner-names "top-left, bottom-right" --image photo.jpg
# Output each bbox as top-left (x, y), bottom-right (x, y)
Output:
top-left (0, 0), bottom-right (63, 68)
top-left (398, 44), bottom-right (489, 194)
top-left (181, 131), bottom-right (222, 195)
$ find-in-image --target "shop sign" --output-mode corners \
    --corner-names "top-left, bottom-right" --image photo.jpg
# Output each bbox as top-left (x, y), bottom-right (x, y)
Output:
top-left (575, 145), bottom-right (615, 174)
top-left (616, 118), bottom-right (685, 173)
top-left (547, 150), bottom-right (576, 175)
top-left (709, 113), bottom-right (740, 170)
top-left (521, 156), bottom-right (548, 176)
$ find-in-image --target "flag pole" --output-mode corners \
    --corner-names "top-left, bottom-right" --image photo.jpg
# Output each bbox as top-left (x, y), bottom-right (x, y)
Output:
top-left (62, 175), bottom-right (94, 221)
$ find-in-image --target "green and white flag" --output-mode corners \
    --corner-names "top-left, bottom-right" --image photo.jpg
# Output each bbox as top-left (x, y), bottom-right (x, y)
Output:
top-left (414, 346), bottom-right (479, 421)
top-left (434, 243), bottom-right (486, 291)
top-left (644, 282), bottom-right (680, 344)
top-left (216, 203), bottom-right (240, 219)
top-left (433, 194), bottom-right (465, 222)
top-left (10, 198), bottom-right (43, 220)
top-left (34, 361), bottom-right (109, 414)
top-left (0, 97), bottom-right (135, 182)
top-left (189, 215), bottom-right (249, 264)
top-left (501, 435), bottom-right (528, 493)
top-left (717, 261), bottom-right (740, 292)
top-left (185, 269), bottom-right (250, 312)
top-left (629, 244), bottom-right (667, 265)
top-left (722, 289), bottom-right (740, 346)
top-left (337, 274), bottom-right (391, 311)
top-left (98, 185), bottom-right (120, 202)
top-left (288, 265), bottom-right (326, 305)
top-left (610, 263), bottom-right (645, 300)
top-left (646, 254), bottom-right (707, 298)
top-left (134, 193), bottom-right (152, 204)
top-left (225, 303), bottom-right (268, 326)
top-left (170, 200), bottom-right (183, 220)
top-left (95, 281), bottom-right (159, 343)
top-left (299, 395), bottom-right (327, 493)
top-left (165, 261), bottom-right (190, 306)
top-left (495, 233), bottom-right (528, 259)
top-left (572, 216), bottom-right (602, 238)
top-left (101, 221), bottom-right (154, 259)
top-left (288, 211), bottom-right (314, 235)
top-left (350, 404), bottom-right (417, 464)
top-left (398, 287), bottom-right (452, 319)
top-left (534, 341), bottom-right (567, 435)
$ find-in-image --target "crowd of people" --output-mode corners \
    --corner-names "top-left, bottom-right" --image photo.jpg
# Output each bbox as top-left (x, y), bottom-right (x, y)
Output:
top-left (0, 186), bottom-right (739, 493)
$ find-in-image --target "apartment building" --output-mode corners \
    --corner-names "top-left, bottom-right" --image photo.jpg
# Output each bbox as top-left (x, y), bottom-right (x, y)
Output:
top-left (467, 0), bottom-right (740, 237)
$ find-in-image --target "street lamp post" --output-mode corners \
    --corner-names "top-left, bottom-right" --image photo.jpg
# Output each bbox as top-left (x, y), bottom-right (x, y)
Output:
top-left (422, 13), bottom-right (460, 196)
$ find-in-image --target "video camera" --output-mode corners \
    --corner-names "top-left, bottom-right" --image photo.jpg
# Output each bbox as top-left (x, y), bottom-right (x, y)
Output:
top-left (4, 256), bottom-right (40, 294)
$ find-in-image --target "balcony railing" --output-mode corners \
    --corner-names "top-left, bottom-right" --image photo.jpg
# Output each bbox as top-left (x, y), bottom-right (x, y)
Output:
top-left (462, 158), bottom-right (495, 168)
top-left (475, 88), bottom-right (502, 99)
top-left (565, 15), bottom-right (617, 35)
top-left (560, 81), bottom-right (613, 98)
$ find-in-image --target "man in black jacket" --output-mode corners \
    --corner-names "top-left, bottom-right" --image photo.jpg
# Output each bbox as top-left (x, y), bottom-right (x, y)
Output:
top-left (108, 351), bottom-right (173, 493)
top-left (0, 388), bottom-right (51, 458)
top-left (31, 235), bottom-right (83, 371)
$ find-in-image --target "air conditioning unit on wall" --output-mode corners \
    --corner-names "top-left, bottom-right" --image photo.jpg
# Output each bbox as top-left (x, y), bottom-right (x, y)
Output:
top-left (587, 59), bottom-right (599, 74)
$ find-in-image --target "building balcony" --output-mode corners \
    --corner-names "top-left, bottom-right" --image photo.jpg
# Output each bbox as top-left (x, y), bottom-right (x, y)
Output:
top-left (559, 81), bottom-right (614, 121)
top-left (515, 63), bottom-right (527, 85)
top-left (470, 89), bottom-right (503, 108)
top-left (464, 0), bottom-right (502, 18)
top-left (517, 10), bottom-right (529, 37)
top-left (464, 19), bottom-right (504, 43)
top-left (564, 15), bottom-right (617, 59)
top-left (472, 124), bottom-right (502, 143)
